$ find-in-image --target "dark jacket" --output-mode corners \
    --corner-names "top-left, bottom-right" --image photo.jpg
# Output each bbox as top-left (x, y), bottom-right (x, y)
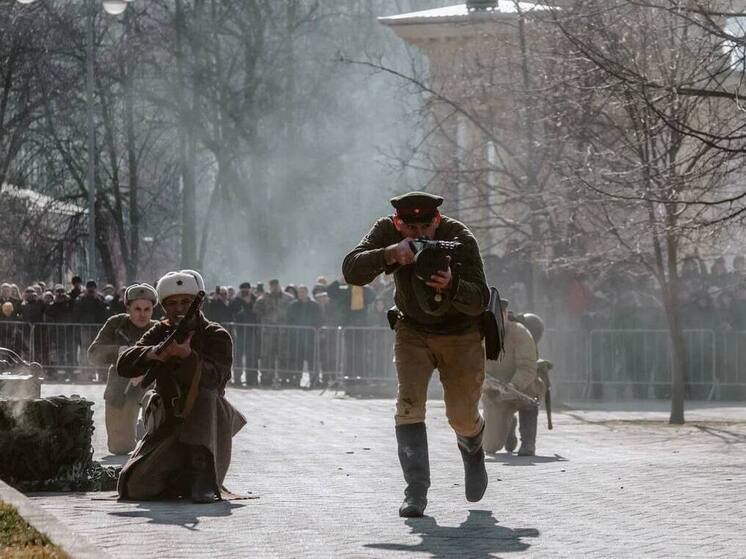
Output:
top-left (288, 299), bottom-right (322, 328)
top-left (342, 215), bottom-right (489, 334)
top-left (326, 281), bottom-right (376, 327)
top-left (46, 297), bottom-right (73, 323)
top-left (73, 294), bottom-right (108, 324)
top-left (205, 299), bottom-right (233, 325)
top-left (230, 296), bottom-right (257, 324)
top-left (20, 300), bottom-right (46, 323)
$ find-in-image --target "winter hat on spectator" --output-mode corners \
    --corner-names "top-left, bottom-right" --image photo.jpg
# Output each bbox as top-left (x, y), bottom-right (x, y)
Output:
top-left (125, 283), bottom-right (158, 306)
top-left (156, 270), bottom-right (205, 303)
top-left (85, 280), bottom-right (97, 289)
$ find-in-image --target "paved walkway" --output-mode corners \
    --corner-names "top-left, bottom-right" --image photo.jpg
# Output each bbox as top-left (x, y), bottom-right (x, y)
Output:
top-left (29, 385), bottom-right (746, 558)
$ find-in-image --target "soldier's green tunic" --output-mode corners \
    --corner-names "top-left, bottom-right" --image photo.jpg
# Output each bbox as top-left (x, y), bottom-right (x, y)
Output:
top-left (342, 215), bottom-right (489, 334)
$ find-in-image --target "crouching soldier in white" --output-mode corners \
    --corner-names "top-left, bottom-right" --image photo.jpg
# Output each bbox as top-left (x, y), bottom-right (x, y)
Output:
top-left (88, 283), bottom-right (158, 455)
top-left (482, 299), bottom-right (545, 455)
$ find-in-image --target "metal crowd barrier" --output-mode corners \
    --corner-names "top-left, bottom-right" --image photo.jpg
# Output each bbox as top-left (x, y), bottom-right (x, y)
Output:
top-left (586, 329), bottom-right (716, 400)
top-left (229, 323), bottom-right (319, 387)
top-left (7, 321), bottom-right (746, 399)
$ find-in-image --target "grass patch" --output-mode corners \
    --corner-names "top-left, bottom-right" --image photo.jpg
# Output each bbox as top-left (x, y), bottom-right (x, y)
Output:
top-left (0, 501), bottom-right (69, 558)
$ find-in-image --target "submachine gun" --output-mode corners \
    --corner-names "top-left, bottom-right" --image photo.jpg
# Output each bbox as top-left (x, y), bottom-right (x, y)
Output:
top-left (408, 238), bottom-right (463, 314)
top-left (140, 290), bottom-right (206, 390)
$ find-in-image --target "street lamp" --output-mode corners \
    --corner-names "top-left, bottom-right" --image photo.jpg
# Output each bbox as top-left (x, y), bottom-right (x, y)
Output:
top-left (16, 0), bottom-right (133, 282)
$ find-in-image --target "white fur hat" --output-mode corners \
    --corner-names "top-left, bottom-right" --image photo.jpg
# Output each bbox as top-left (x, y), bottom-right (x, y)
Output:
top-left (156, 270), bottom-right (205, 303)
top-left (124, 283), bottom-right (158, 305)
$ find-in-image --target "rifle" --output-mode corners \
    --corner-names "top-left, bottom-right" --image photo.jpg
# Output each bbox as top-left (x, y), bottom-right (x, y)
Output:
top-left (140, 290), bottom-right (206, 389)
top-left (537, 359), bottom-right (554, 430)
top-left (483, 376), bottom-right (539, 409)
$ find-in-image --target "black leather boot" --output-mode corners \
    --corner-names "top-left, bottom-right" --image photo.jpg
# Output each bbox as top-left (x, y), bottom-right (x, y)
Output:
top-left (396, 423), bottom-right (430, 517)
top-left (505, 415), bottom-right (518, 453)
top-left (457, 422), bottom-right (488, 502)
top-left (189, 445), bottom-right (217, 504)
top-left (517, 407), bottom-right (538, 456)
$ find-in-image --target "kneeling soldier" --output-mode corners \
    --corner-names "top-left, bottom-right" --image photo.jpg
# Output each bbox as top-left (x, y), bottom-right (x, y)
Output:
top-left (482, 300), bottom-right (545, 455)
top-left (88, 283), bottom-right (158, 455)
top-left (343, 191), bottom-right (490, 518)
top-left (116, 270), bottom-right (246, 503)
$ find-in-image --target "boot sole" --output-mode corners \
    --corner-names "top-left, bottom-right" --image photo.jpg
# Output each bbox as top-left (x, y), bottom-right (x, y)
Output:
top-left (399, 507), bottom-right (425, 518)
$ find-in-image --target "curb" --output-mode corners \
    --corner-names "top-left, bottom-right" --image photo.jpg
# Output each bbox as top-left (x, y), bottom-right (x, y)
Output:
top-left (0, 479), bottom-right (112, 559)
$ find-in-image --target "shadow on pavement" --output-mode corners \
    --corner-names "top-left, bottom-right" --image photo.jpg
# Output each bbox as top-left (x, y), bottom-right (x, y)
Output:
top-left (108, 500), bottom-right (244, 530)
top-left (365, 509), bottom-right (539, 557)
top-left (694, 425), bottom-right (746, 444)
top-left (485, 453), bottom-right (568, 466)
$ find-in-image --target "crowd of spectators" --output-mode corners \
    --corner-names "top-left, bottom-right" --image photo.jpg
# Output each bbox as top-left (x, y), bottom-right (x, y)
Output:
top-left (492, 248), bottom-right (746, 333)
top-left (0, 273), bottom-right (397, 387)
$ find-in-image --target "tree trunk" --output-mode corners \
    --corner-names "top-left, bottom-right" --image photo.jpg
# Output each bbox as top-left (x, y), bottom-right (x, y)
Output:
top-left (123, 9), bottom-right (139, 283)
top-left (663, 279), bottom-right (686, 424)
top-left (175, 0), bottom-right (197, 270)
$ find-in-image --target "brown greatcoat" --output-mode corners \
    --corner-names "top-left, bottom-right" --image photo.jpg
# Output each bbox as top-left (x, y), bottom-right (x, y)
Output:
top-left (115, 312), bottom-right (246, 500)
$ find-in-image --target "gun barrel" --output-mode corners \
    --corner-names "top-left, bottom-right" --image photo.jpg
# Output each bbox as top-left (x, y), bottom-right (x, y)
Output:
top-left (483, 377), bottom-right (539, 408)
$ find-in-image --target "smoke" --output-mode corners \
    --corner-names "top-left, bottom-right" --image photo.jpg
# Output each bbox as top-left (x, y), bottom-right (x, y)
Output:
top-left (196, 1), bottom-right (453, 289)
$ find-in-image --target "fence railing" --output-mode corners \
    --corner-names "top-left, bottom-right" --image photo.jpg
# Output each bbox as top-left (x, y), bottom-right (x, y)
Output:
top-left (3, 320), bottom-right (746, 399)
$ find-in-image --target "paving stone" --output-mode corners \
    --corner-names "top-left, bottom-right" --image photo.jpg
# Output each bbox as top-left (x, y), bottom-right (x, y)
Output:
top-left (28, 384), bottom-right (746, 558)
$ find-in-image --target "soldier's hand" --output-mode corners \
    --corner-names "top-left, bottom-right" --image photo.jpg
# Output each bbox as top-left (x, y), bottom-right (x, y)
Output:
top-left (149, 332), bottom-right (194, 362)
top-left (384, 238), bottom-right (416, 266)
top-left (426, 256), bottom-right (452, 292)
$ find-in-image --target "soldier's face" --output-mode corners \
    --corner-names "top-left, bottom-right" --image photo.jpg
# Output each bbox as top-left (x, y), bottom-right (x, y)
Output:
top-left (162, 294), bottom-right (196, 322)
top-left (128, 299), bottom-right (154, 328)
top-left (396, 217), bottom-right (439, 239)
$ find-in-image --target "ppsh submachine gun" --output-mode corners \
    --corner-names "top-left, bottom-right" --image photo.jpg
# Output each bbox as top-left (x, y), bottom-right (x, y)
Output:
top-left (408, 238), bottom-right (464, 316)
top-left (409, 238), bottom-right (463, 290)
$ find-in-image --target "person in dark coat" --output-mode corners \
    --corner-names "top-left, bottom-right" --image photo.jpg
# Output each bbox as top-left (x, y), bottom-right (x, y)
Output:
top-left (287, 285), bottom-right (322, 387)
top-left (73, 280), bottom-right (108, 380)
top-left (326, 278), bottom-right (376, 379)
top-left (20, 286), bottom-right (47, 366)
top-left (68, 276), bottom-right (83, 303)
top-left (116, 270), bottom-right (246, 503)
top-left (205, 286), bottom-right (233, 325)
top-left (45, 285), bottom-right (75, 377)
top-left (230, 282), bottom-right (259, 386)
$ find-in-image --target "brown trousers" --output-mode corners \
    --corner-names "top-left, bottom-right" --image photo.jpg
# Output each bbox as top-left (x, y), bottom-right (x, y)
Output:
top-left (105, 398), bottom-right (140, 455)
top-left (394, 322), bottom-right (485, 437)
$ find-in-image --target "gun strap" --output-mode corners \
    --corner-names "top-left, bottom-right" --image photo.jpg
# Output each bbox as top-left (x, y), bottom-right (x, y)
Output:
top-left (180, 355), bottom-right (202, 419)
